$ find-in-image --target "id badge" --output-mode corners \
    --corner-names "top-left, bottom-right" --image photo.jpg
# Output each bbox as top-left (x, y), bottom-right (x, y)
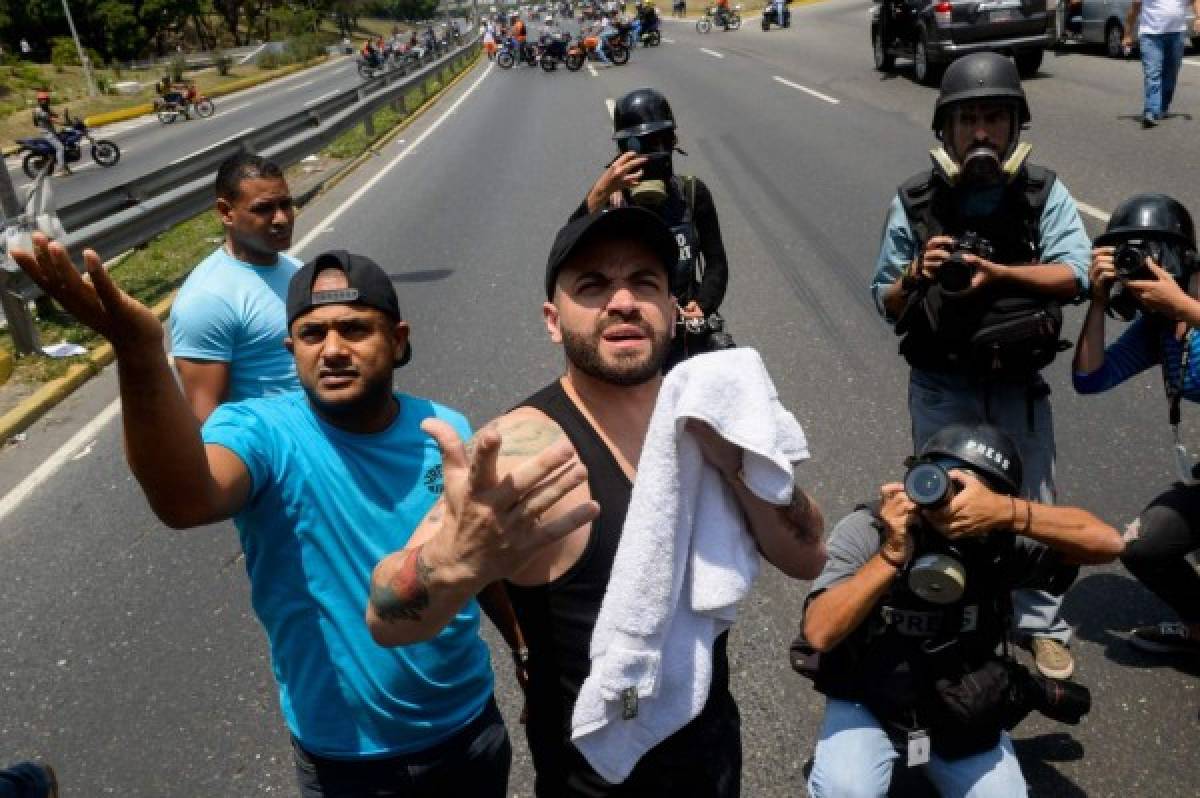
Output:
top-left (1174, 443), bottom-right (1197, 485)
top-left (907, 730), bottom-right (931, 767)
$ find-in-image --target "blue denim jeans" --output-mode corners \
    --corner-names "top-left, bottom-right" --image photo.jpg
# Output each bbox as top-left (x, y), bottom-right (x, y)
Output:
top-left (908, 368), bottom-right (1071, 644)
top-left (1139, 31), bottom-right (1187, 119)
top-left (808, 699), bottom-right (1028, 798)
top-left (291, 697), bottom-right (511, 797)
top-left (596, 30), bottom-right (617, 63)
top-left (0, 763), bottom-right (55, 798)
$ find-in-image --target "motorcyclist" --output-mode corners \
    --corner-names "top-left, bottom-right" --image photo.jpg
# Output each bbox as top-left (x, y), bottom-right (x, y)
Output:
top-left (798, 423), bottom-right (1121, 797)
top-left (871, 53), bottom-right (1092, 681)
top-left (636, 0), bottom-right (660, 44)
top-left (31, 91), bottom-right (69, 176)
top-left (715, 0), bottom-right (732, 28)
top-left (360, 38), bottom-right (381, 68)
top-left (594, 12), bottom-right (618, 65)
top-left (571, 88), bottom-right (732, 368)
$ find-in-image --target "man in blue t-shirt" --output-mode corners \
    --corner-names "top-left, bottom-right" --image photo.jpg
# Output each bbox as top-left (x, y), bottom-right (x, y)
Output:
top-left (170, 152), bottom-right (301, 422)
top-left (10, 240), bottom-right (588, 796)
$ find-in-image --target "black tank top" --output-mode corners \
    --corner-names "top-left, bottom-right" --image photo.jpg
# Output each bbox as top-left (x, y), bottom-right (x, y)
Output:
top-left (508, 380), bottom-right (738, 797)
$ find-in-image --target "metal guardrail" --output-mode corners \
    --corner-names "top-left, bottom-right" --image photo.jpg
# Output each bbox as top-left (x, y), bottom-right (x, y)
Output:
top-left (5, 37), bottom-right (481, 317)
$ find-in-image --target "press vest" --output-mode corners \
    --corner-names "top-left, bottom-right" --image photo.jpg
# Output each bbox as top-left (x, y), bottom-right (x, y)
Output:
top-left (895, 166), bottom-right (1058, 375)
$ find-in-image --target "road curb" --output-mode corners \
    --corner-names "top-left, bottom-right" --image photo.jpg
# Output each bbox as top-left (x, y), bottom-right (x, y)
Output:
top-left (0, 49), bottom-right (481, 443)
top-left (0, 292), bottom-right (174, 443)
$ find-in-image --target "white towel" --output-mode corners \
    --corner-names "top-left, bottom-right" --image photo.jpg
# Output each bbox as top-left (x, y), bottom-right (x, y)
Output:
top-left (570, 348), bottom-right (809, 783)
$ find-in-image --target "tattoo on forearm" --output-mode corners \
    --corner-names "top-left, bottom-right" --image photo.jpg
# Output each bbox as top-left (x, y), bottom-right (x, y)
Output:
top-left (370, 545), bottom-right (433, 623)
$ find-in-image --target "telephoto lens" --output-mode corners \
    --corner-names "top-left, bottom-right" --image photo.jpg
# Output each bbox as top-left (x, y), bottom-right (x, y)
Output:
top-left (904, 462), bottom-right (954, 509)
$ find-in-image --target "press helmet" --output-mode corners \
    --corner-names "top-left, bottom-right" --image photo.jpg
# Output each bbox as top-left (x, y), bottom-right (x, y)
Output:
top-left (916, 423), bottom-right (1022, 497)
top-left (932, 53), bottom-right (1030, 156)
top-left (1095, 194), bottom-right (1197, 251)
top-left (612, 88), bottom-right (676, 142)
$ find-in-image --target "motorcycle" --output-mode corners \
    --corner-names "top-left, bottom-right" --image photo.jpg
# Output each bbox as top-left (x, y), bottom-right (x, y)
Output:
top-left (538, 36), bottom-right (571, 71)
top-left (760, 1), bottom-right (791, 30)
top-left (696, 4), bottom-right (741, 32)
top-left (496, 37), bottom-right (540, 68)
top-left (564, 32), bottom-right (631, 69)
top-left (356, 52), bottom-right (387, 78)
top-left (154, 92), bottom-right (215, 124)
top-left (17, 113), bottom-right (121, 179)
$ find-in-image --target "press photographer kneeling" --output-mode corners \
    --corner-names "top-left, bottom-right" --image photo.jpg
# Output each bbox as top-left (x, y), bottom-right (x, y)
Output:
top-left (797, 424), bottom-right (1122, 798)
top-left (1073, 194), bottom-right (1200, 657)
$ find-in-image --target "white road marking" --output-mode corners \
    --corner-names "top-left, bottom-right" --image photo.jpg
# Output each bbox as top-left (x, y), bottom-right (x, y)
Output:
top-left (700, 47), bottom-right (725, 58)
top-left (221, 103), bottom-right (250, 114)
top-left (772, 75), bottom-right (839, 105)
top-left (1075, 201), bottom-right (1109, 223)
top-left (290, 64), bottom-right (495, 255)
top-left (0, 399), bottom-right (122, 530)
top-left (663, 37), bottom-right (676, 43)
top-left (605, 98), bottom-right (615, 118)
top-left (588, 64), bottom-right (599, 76)
top-left (303, 89), bottom-right (342, 108)
top-left (169, 128), bottom-right (254, 165)
top-left (285, 79), bottom-right (317, 91)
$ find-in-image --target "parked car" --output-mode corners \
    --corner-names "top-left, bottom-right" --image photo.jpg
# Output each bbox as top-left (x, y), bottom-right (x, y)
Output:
top-left (871, 0), bottom-right (1055, 85)
top-left (1053, 0), bottom-right (1198, 58)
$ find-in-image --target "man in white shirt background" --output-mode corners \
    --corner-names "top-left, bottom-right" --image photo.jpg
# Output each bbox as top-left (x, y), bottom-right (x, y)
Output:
top-left (1124, 0), bottom-right (1200, 126)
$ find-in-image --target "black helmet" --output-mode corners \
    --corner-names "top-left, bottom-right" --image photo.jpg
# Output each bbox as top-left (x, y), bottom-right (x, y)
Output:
top-left (917, 423), bottom-right (1022, 497)
top-left (613, 88), bottom-right (676, 142)
top-left (932, 53), bottom-right (1031, 133)
top-left (1095, 193), bottom-right (1197, 251)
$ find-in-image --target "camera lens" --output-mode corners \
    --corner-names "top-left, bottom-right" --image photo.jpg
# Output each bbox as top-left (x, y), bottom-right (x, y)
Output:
top-left (938, 255), bottom-right (975, 294)
top-left (1114, 243), bottom-right (1147, 279)
top-left (905, 463), bottom-right (952, 508)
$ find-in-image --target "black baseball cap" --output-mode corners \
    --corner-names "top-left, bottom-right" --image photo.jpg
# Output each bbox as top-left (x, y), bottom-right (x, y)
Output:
top-left (545, 206), bottom-right (679, 299)
top-left (287, 250), bottom-right (411, 367)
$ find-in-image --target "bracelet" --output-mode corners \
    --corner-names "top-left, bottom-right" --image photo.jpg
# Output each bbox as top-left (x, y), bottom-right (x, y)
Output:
top-left (878, 546), bottom-right (907, 570)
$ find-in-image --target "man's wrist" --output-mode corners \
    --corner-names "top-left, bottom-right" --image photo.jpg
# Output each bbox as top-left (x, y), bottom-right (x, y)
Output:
top-left (878, 543), bottom-right (908, 570)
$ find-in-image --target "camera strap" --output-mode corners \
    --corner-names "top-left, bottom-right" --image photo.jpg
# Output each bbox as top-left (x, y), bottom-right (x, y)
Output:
top-left (1164, 328), bottom-right (1192, 431)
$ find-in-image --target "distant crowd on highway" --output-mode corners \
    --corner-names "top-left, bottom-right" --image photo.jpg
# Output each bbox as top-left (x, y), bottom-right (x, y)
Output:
top-left (4, 3), bottom-right (1200, 793)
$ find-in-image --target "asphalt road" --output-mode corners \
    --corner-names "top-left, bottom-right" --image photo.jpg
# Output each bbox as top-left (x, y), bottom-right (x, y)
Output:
top-left (2, 2), bottom-right (1200, 795)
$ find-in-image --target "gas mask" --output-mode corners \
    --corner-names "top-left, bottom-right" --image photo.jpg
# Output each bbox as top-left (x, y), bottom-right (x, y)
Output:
top-left (931, 103), bottom-right (1029, 189)
top-left (618, 133), bottom-right (675, 208)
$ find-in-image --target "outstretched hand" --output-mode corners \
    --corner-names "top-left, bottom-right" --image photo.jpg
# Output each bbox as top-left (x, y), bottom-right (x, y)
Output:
top-left (419, 418), bottom-right (600, 585)
top-left (10, 232), bottom-right (163, 352)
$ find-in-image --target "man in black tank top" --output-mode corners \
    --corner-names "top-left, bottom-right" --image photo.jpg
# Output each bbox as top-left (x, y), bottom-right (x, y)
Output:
top-left (368, 208), bottom-right (827, 797)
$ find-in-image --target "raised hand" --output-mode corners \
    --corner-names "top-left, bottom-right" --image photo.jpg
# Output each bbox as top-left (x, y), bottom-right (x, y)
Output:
top-left (10, 233), bottom-right (163, 353)
top-left (420, 418), bottom-right (600, 585)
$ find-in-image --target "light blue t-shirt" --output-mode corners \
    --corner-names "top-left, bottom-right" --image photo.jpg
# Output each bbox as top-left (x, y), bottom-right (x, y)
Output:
top-left (870, 178), bottom-right (1092, 322)
top-left (202, 392), bottom-right (493, 759)
top-left (170, 247), bottom-right (302, 401)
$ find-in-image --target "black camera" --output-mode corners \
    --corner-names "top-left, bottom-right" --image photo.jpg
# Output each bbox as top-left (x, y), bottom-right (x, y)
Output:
top-left (938, 232), bottom-right (994, 294)
top-left (681, 312), bottom-right (737, 353)
top-left (1005, 660), bottom-right (1091, 726)
top-left (1113, 240), bottom-right (1156, 280)
top-left (904, 462), bottom-right (956, 509)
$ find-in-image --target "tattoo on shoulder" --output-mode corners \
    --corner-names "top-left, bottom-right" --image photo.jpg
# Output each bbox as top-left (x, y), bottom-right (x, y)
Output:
top-left (370, 545), bottom-right (433, 623)
top-left (496, 416), bottom-right (564, 458)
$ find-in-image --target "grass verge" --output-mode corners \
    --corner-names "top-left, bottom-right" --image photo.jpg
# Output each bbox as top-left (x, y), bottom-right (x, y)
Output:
top-left (0, 213), bottom-right (224, 384)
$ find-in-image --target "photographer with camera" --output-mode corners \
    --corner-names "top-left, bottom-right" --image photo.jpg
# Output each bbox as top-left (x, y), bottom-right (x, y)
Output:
top-left (1073, 195), bottom-right (1200, 657)
top-left (799, 423), bottom-right (1121, 797)
top-left (871, 53), bottom-right (1092, 680)
top-left (572, 88), bottom-right (733, 368)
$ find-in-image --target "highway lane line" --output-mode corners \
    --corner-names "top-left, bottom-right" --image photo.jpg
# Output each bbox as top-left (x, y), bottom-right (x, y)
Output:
top-left (605, 98), bottom-right (615, 119)
top-left (1075, 200), bottom-right (1109, 223)
top-left (290, 63), bottom-right (495, 255)
top-left (0, 397), bottom-right (122, 530)
top-left (221, 103), bottom-right (250, 114)
top-left (170, 128), bottom-right (254, 165)
top-left (663, 38), bottom-right (676, 43)
top-left (285, 79), bottom-right (317, 92)
top-left (588, 64), bottom-right (599, 76)
top-left (772, 75), bottom-right (839, 105)
top-left (700, 48), bottom-right (725, 58)
top-left (304, 89), bottom-right (342, 108)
